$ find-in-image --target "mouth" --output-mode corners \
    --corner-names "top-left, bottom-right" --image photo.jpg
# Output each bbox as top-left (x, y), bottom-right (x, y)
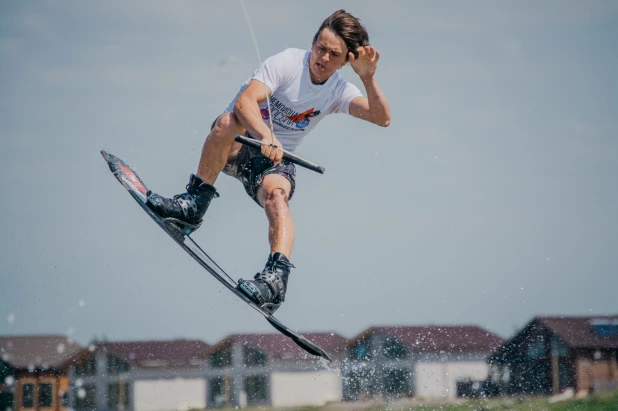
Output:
top-left (315, 62), bottom-right (325, 70)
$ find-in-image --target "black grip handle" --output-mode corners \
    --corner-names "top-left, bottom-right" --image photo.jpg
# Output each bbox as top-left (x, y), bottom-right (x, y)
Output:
top-left (235, 135), bottom-right (325, 174)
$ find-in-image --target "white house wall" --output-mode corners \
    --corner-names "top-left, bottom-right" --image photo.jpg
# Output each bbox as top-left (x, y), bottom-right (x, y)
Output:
top-left (270, 371), bottom-right (342, 407)
top-left (414, 361), bottom-right (489, 400)
top-left (133, 378), bottom-right (206, 411)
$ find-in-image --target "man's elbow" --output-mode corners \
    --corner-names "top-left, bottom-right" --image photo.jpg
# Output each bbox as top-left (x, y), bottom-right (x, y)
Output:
top-left (233, 98), bottom-right (245, 116)
top-left (378, 116), bottom-right (391, 127)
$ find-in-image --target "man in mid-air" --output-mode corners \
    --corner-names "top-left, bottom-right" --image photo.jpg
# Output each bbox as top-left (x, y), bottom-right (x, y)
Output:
top-left (147, 9), bottom-right (391, 313)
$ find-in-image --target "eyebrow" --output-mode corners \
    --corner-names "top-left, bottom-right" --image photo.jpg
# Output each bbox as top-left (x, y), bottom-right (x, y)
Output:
top-left (318, 42), bottom-right (342, 54)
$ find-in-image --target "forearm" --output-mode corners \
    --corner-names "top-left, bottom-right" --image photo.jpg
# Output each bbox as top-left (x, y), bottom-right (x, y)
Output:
top-left (234, 96), bottom-right (273, 141)
top-left (362, 76), bottom-right (391, 127)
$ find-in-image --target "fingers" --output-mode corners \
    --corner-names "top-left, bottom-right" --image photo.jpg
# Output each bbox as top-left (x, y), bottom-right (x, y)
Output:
top-left (260, 143), bottom-right (284, 165)
top-left (355, 46), bottom-right (379, 61)
top-left (367, 46), bottom-right (377, 60)
top-left (355, 46), bottom-right (364, 58)
top-left (271, 144), bottom-right (284, 165)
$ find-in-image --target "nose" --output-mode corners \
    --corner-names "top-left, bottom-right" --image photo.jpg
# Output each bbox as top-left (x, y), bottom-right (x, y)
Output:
top-left (322, 52), bottom-right (330, 63)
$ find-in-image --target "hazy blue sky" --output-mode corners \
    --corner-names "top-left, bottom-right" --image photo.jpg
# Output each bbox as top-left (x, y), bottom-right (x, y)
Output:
top-left (1, 0), bottom-right (616, 347)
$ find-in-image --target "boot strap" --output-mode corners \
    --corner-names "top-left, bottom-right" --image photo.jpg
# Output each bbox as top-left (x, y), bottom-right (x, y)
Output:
top-left (254, 271), bottom-right (285, 303)
top-left (238, 280), bottom-right (265, 306)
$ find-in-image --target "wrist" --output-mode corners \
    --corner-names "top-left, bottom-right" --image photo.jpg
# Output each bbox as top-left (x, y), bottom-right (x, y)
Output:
top-left (259, 131), bottom-right (277, 145)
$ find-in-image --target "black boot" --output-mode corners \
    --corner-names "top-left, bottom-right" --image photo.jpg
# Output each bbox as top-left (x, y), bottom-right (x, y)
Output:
top-left (237, 252), bottom-right (295, 314)
top-left (146, 174), bottom-right (218, 232)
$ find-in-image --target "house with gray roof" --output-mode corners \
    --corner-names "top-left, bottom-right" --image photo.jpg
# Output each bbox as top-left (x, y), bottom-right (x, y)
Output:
top-left (0, 335), bottom-right (83, 411)
top-left (489, 315), bottom-right (618, 396)
top-left (342, 325), bottom-right (504, 401)
top-left (65, 339), bottom-right (210, 411)
top-left (202, 331), bottom-right (347, 408)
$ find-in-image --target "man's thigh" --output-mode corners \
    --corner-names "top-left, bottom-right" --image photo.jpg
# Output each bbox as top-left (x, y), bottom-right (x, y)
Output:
top-left (257, 174), bottom-right (293, 207)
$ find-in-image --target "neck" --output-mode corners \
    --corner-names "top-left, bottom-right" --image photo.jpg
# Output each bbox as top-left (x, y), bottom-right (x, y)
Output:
top-left (310, 71), bottom-right (330, 85)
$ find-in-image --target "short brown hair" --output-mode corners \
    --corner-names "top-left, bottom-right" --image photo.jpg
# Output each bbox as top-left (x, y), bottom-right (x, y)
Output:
top-left (313, 10), bottom-right (369, 61)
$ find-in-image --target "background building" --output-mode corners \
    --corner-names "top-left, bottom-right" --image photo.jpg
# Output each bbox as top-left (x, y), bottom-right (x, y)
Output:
top-left (202, 332), bottom-right (346, 408)
top-left (342, 325), bottom-right (504, 401)
top-left (489, 316), bottom-right (618, 396)
top-left (66, 339), bottom-right (210, 411)
top-left (0, 335), bottom-right (83, 411)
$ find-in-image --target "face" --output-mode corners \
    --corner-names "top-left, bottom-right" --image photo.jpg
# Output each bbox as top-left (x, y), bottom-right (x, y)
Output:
top-left (309, 28), bottom-right (348, 84)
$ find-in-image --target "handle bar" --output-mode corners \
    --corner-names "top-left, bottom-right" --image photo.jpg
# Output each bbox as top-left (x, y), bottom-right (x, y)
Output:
top-left (234, 135), bottom-right (325, 174)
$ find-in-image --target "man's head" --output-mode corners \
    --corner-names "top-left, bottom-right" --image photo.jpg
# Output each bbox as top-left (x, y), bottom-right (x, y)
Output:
top-left (309, 10), bottom-right (369, 84)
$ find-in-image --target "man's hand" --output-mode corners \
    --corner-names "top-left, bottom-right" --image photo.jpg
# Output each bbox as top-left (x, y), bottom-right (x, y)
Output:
top-left (260, 134), bottom-right (285, 166)
top-left (349, 46), bottom-right (380, 81)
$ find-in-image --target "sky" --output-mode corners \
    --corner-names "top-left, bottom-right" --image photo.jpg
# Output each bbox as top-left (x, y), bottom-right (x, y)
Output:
top-left (1, 0), bottom-right (617, 348)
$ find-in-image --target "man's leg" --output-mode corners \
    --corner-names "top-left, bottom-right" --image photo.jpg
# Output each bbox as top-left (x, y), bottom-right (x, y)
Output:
top-left (146, 112), bottom-right (245, 229)
top-left (235, 173), bottom-right (295, 313)
top-left (257, 174), bottom-right (295, 258)
top-left (197, 112), bottom-right (246, 185)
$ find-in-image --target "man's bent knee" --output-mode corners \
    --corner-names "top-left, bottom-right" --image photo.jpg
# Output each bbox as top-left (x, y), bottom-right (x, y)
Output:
top-left (265, 188), bottom-right (289, 203)
top-left (209, 112), bottom-right (245, 163)
top-left (258, 176), bottom-right (292, 207)
top-left (212, 112), bottom-right (244, 136)
top-left (261, 189), bottom-right (290, 212)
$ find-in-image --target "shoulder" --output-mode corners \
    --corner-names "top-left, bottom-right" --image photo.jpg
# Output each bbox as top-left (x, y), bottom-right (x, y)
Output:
top-left (331, 72), bottom-right (359, 95)
top-left (282, 47), bottom-right (308, 57)
top-left (269, 48), bottom-right (307, 63)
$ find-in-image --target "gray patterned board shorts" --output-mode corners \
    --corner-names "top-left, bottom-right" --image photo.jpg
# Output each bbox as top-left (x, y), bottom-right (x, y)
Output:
top-left (212, 116), bottom-right (296, 207)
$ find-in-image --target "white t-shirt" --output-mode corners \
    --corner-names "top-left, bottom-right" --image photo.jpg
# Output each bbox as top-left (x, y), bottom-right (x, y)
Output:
top-left (224, 48), bottom-right (363, 152)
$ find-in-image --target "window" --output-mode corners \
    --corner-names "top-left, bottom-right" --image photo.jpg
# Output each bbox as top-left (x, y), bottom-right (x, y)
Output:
top-left (74, 355), bottom-right (97, 376)
top-left (107, 384), bottom-right (119, 410)
top-left (344, 368), bottom-right (372, 400)
top-left (591, 319), bottom-right (618, 337)
top-left (61, 390), bottom-right (69, 406)
top-left (244, 375), bottom-right (268, 404)
top-left (39, 383), bottom-right (53, 407)
top-left (107, 355), bottom-right (130, 375)
top-left (106, 382), bottom-right (129, 409)
top-left (383, 337), bottom-right (409, 359)
top-left (243, 345), bottom-right (267, 366)
top-left (348, 339), bottom-right (372, 361)
top-left (209, 377), bottom-right (226, 406)
top-left (527, 335), bottom-right (545, 358)
top-left (74, 384), bottom-right (96, 411)
top-left (383, 369), bottom-right (411, 397)
top-left (0, 361), bottom-right (13, 381)
top-left (209, 346), bottom-right (232, 368)
top-left (558, 362), bottom-right (572, 389)
top-left (22, 383), bottom-right (34, 408)
top-left (0, 392), bottom-right (14, 410)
